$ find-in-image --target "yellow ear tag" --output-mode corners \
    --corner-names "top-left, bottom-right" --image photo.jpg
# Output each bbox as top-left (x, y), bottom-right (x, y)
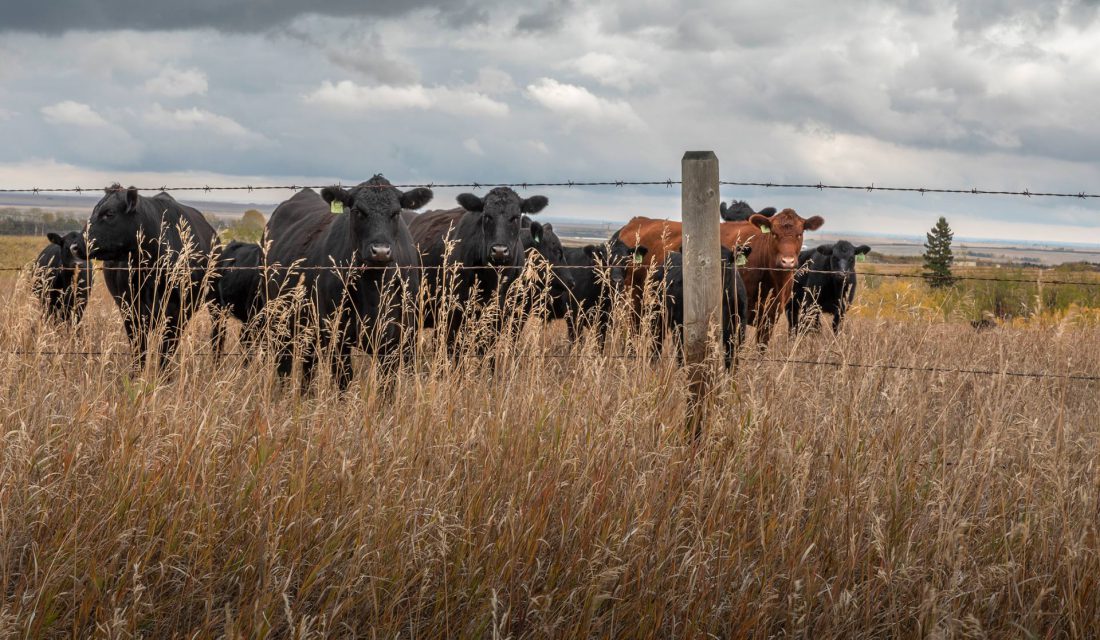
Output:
top-left (856, 254), bottom-right (866, 262)
top-left (760, 225), bottom-right (771, 234)
top-left (736, 254), bottom-right (747, 266)
top-left (330, 201), bottom-right (344, 214)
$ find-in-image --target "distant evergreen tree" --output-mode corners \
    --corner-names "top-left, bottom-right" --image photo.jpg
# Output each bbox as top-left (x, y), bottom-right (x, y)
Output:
top-left (923, 216), bottom-right (956, 288)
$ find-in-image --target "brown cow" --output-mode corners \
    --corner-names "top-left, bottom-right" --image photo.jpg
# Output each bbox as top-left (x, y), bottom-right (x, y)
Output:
top-left (722, 209), bottom-right (824, 344)
top-left (612, 208), bottom-right (824, 345)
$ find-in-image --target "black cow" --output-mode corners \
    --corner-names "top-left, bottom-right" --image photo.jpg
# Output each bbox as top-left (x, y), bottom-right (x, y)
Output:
top-left (33, 231), bottom-right (93, 325)
top-left (263, 176), bottom-right (431, 389)
top-left (211, 240), bottom-right (264, 355)
top-left (562, 239), bottom-right (647, 344)
top-left (82, 185), bottom-right (218, 368)
top-left (720, 200), bottom-right (777, 222)
top-left (787, 240), bottom-right (871, 334)
top-left (519, 219), bottom-right (574, 320)
top-left (651, 246), bottom-right (751, 368)
top-left (408, 187), bottom-right (548, 354)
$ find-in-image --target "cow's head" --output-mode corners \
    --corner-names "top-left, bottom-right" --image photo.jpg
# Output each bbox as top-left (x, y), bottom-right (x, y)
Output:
top-left (47, 230), bottom-right (90, 274)
top-left (812, 240), bottom-right (870, 277)
top-left (720, 200), bottom-right (776, 222)
top-left (85, 184), bottom-right (145, 261)
top-left (457, 187), bottom-right (548, 266)
top-left (602, 240), bottom-right (647, 290)
top-left (748, 208), bottom-right (824, 270)
top-left (321, 175), bottom-right (432, 266)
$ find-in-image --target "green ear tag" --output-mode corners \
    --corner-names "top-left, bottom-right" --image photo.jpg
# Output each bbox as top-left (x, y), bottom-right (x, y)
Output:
top-left (760, 225), bottom-right (771, 234)
top-left (856, 254), bottom-right (866, 262)
top-left (633, 253), bottom-right (643, 264)
top-left (330, 201), bottom-right (344, 214)
top-left (533, 235), bottom-right (541, 245)
top-left (736, 253), bottom-right (747, 267)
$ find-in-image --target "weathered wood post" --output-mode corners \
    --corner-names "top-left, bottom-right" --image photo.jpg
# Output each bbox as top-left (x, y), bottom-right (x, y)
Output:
top-left (681, 151), bottom-right (721, 440)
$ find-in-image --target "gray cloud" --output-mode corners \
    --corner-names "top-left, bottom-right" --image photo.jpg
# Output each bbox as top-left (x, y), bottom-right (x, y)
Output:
top-left (0, 0), bottom-right (1098, 242)
top-left (0, 0), bottom-right (498, 33)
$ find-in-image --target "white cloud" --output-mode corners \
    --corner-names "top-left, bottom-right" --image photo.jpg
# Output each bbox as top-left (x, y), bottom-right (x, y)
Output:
top-left (40, 101), bottom-right (109, 127)
top-left (526, 139), bottom-right (550, 154)
top-left (144, 67), bottom-right (208, 97)
top-left (463, 138), bottom-right (485, 156)
top-left (142, 104), bottom-right (264, 143)
top-left (525, 77), bottom-right (644, 129)
top-left (302, 80), bottom-right (510, 118)
top-left (0, 108), bottom-right (14, 121)
top-left (470, 67), bottom-right (516, 95)
top-left (567, 52), bottom-right (647, 91)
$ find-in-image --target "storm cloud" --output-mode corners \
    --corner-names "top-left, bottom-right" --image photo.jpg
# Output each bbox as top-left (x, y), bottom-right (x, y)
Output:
top-left (0, 0), bottom-right (1098, 242)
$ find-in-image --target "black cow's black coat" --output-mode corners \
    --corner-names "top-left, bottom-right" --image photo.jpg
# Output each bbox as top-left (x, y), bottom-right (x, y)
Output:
top-left (651, 247), bottom-right (750, 368)
top-left (720, 200), bottom-right (777, 222)
top-left (33, 231), bottom-right (93, 325)
top-left (263, 176), bottom-right (431, 389)
top-left (408, 187), bottom-right (548, 353)
top-left (562, 239), bottom-right (646, 344)
top-left (83, 186), bottom-right (218, 367)
top-left (211, 240), bottom-right (264, 354)
top-left (787, 240), bottom-right (871, 333)
top-left (519, 219), bottom-right (574, 320)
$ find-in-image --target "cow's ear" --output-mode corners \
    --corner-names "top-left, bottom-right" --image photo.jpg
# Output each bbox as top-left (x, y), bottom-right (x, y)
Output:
top-left (399, 187), bottom-right (433, 211)
top-left (125, 186), bottom-right (140, 212)
top-left (320, 186), bottom-right (351, 206)
top-left (47, 232), bottom-right (63, 246)
top-left (816, 244), bottom-right (833, 255)
top-left (520, 195), bottom-right (549, 214)
top-left (529, 221), bottom-right (543, 245)
top-left (457, 193), bottom-right (484, 212)
top-left (583, 244), bottom-right (599, 258)
top-left (748, 213), bottom-right (771, 231)
top-left (738, 245), bottom-right (752, 257)
top-left (803, 215), bottom-right (825, 231)
top-left (856, 244), bottom-right (872, 255)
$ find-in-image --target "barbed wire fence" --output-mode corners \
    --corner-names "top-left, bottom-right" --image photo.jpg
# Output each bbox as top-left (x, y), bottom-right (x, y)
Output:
top-left (1, 178), bottom-right (1100, 198)
top-left (2, 173), bottom-right (1099, 388)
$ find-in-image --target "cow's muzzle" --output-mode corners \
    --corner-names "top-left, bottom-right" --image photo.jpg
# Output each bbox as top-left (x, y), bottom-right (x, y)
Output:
top-left (489, 244), bottom-right (510, 263)
top-left (369, 243), bottom-right (393, 264)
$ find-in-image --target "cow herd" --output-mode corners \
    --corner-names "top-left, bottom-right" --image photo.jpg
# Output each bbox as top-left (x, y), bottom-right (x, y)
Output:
top-left (29, 178), bottom-right (871, 388)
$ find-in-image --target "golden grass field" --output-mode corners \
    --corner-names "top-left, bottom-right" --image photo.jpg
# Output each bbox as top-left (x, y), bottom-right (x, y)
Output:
top-left (1, 234), bottom-right (1099, 638)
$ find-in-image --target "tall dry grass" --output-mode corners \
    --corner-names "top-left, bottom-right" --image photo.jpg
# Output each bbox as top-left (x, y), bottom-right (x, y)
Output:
top-left (0, 257), bottom-right (1099, 638)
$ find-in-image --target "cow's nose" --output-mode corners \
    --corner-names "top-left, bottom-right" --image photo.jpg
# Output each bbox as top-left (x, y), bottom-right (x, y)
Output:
top-left (779, 257), bottom-right (797, 269)
top-left (490, 244), bottom-right (510, 261)
top-left (369, 243), bottom-right (392, 262)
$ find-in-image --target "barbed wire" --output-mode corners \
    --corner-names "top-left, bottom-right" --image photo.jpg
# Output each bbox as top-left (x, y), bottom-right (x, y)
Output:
top-left (0, 178), bottom-right (1098, 198)
top-left (3, 348), bottom-right (1097, 382)
top-left (9, 263), bottom-right (1100, 287)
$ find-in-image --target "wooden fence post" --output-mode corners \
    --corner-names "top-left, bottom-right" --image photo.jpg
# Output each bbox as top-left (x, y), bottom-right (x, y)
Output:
top-left (681, 151), bottom-right (721, 440)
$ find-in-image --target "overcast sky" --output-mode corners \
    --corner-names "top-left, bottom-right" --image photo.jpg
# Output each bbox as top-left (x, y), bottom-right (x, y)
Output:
top-left (1, 0), bottom-right (1099, 243)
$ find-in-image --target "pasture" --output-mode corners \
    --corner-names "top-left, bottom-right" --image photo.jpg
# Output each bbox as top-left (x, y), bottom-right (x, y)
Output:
top-left (1, 234), bottom-right (1099, 637)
